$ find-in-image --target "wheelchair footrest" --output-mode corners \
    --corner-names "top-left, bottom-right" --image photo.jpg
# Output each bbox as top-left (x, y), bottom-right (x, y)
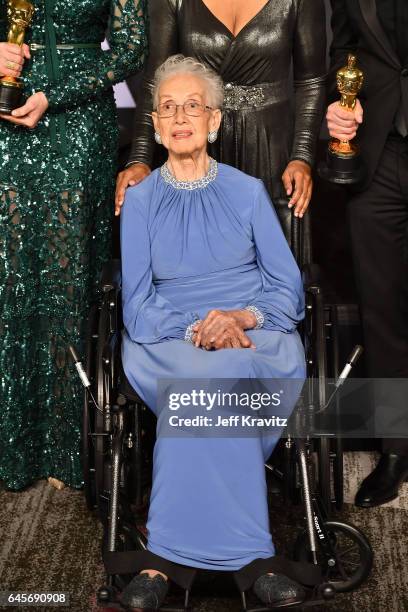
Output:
top-left (240, 582), bottom-right (336, 611)
top-left (242, 600), bottom-right (331, 612)
top-left (160, 607), bottom-right (191, 612)
top-left (103, 549), bottom-right (197, 592)
top-left (233, 556), bottom-right (322, 593)
top-left (101, 552), bottom-right (328, 611)
top-left (96, 584), bottom-right (192, 611)
top-left (97, 582), bottom-right (334, 611)
top-left (96, 602), bottom-right (191, 611)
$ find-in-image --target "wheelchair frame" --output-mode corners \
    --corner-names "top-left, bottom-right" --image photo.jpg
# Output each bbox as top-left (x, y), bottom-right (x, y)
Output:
top-left (75, 255), bottom-right (373, 611)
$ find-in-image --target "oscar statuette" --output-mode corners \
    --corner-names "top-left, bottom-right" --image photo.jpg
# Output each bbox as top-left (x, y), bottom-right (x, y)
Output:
top-left (0, 0), bottom-right (34, 114)
top-left (319, 54), bottom-right (364, 184)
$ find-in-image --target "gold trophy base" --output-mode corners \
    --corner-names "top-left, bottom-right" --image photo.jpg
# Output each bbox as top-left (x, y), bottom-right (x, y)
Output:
top-left (0, 79), bottom-right (23, 115)
top-left (329, 139), bottom-right (358, 156)
top-left (318, 139), bottom-right (365, 185)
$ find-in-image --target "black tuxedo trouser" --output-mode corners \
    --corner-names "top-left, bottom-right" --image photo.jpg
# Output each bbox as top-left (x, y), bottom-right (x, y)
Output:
top-left (348, 134), bottom-right (408, 454)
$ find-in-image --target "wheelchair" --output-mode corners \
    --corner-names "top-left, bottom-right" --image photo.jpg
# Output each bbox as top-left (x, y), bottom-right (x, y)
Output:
top-left (74, 214), bottom-right (373, 611)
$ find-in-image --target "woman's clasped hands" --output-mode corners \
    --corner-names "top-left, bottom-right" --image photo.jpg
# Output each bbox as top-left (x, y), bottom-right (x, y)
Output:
top-left (192, 309), bottom-right (257, 350)
top-left (0, 42), bottom-right (48, 128)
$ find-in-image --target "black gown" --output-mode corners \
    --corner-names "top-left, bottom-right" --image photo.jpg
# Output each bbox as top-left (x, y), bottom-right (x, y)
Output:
top-left (127, 0), bottom-right (327, 248)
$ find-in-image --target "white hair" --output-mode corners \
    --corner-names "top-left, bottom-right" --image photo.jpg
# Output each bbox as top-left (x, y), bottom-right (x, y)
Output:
top-left (152, 54), bottom-right (224, 110)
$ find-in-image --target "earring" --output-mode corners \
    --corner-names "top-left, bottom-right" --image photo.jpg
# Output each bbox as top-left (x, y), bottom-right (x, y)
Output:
top-left (154, 132), bottom-right (162, 144)
top-left (207, 130), bottom-right (218, 144)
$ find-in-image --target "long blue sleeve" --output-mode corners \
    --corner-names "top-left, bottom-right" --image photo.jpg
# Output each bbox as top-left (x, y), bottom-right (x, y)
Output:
top-left (121, 191), bottom-right (200, 343)
top-left (250, 182), bottom-right (305, 333)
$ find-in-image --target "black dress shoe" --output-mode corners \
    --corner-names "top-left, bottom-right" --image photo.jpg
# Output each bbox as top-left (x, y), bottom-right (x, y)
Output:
top-left (253, 573), bottom-right (306, 607)
top-left (355, 453), bottom-right (408, 508)
top-left (120, 573), bottom-right (169, 610)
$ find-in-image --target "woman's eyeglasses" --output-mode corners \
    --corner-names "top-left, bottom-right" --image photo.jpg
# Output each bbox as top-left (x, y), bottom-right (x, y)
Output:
top-left (156, 101), bottom-right (213, 118)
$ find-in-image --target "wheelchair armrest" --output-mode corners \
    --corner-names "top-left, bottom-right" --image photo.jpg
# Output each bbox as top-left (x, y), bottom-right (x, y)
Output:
top-left (101, 259), bottom-right (122, 293)
top-left (273, 199), bottom-right (302, 263)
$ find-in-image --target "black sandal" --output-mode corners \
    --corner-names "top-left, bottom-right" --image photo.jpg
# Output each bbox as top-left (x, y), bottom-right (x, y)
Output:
top-left (253, 573), bottom-right (306, 607)
top-left (120, 573), bottom-right (169, 610)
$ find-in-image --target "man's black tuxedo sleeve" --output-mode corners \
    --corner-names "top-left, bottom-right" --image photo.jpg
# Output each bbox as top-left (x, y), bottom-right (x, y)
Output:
top-left (328, 0), bottom-right (359, 102)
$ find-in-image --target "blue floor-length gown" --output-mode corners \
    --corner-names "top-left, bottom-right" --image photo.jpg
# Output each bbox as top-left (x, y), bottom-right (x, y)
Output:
top-left (121, 161), bottom-right (305, 571)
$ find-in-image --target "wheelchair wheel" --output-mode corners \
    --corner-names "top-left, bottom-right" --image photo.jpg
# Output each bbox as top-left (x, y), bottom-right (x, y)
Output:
top-left (311, 290), bottom-right (338, 514)
top-left (83, 294), bottom-right (120, 515)
top-left (313, 437), bottom-right (344, 513)
top-left (326, 304), bottom-right (344, 510)
top-left (316, 438), bottom-right (332, 514)
top-left (93, 298), bottom-right (111, 509)
top-left (293, 520), bottom-right (373, 592)
top-left (332, 438), bottom-right (344, 510)
top-left (82, 303), bottom-right (99, 511)
top-left (284, 442), bottom-right (301, 505)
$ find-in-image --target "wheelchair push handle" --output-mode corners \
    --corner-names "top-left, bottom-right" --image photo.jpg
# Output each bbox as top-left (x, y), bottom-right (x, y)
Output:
top-left (69, 344), bottom-right (80, 365)
top-left (335, 344), bottom-right (363, 388)
top-left (69, 344), bottom-right (105, 414)
top-left (316, 344), bottom-right (364, 415)
top-left (348, 344), bottom-right (364, 364)
top-left (69, 344), bottom-right (91, 389)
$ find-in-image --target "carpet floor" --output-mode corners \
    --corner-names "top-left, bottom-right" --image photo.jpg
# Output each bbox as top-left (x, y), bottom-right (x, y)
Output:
top-left (0, 452), bottom-right (407, 612)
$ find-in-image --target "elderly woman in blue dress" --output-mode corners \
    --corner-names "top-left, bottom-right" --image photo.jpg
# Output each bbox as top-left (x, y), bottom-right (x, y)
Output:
top-left (120, 55), bottom-right (306, 610)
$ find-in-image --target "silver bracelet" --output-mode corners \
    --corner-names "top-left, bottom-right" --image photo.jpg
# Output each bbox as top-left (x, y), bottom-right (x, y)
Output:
top-left (244, 305), bottom-right (264, 330)
top-left (185, 320), bottom-right (202, 343)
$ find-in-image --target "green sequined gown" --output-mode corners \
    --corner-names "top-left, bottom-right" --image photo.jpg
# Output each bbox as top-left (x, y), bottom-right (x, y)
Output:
top-left (0, 0), bottom-right (146, 490)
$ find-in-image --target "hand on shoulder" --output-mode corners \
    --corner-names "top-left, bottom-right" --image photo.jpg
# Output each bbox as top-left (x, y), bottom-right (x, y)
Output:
top-left (115, 163), bottom-right (151, 216)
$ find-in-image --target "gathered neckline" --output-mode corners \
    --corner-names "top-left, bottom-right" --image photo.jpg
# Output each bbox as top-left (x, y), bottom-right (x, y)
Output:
top-left (160, 158), bottom-right (218, 190)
